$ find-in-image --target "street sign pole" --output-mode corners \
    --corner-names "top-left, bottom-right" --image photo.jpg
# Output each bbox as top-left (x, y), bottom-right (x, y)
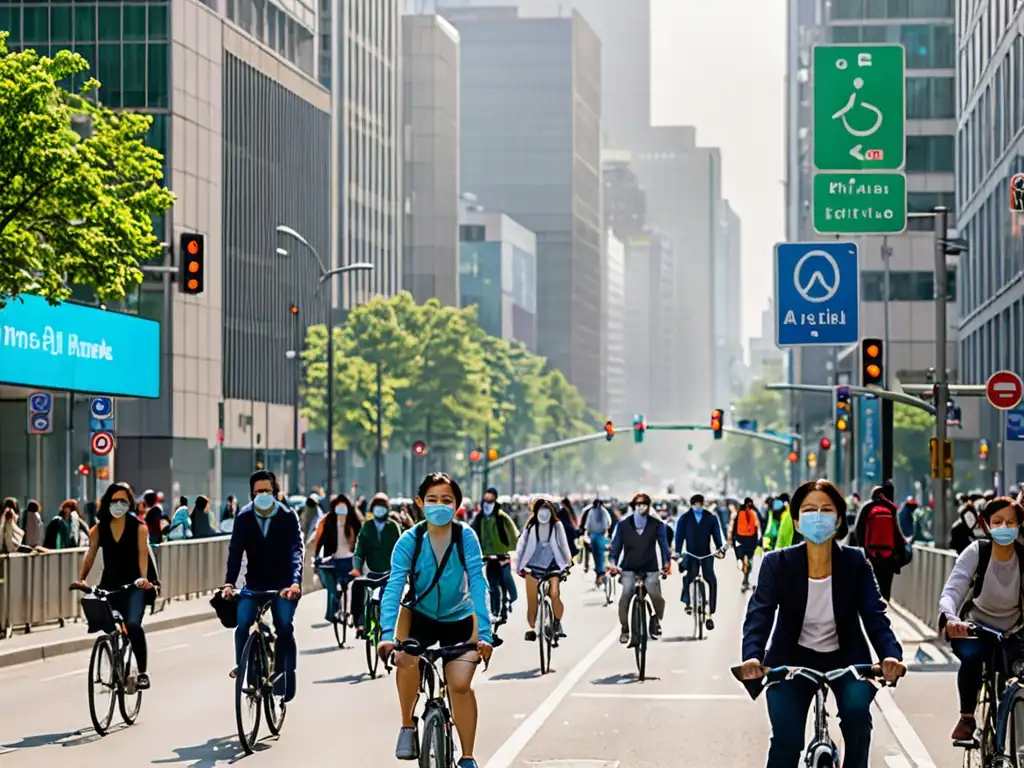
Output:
top-left (934, 207), bottom-right (950, 535)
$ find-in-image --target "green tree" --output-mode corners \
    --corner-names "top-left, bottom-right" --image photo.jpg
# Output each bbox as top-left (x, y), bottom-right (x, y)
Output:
top-left (0, 38), bottom-right (174, 306)
top-left (893, 402), bottom-right (934, 481)
top-left (704, 381), bottom-right (791, 490)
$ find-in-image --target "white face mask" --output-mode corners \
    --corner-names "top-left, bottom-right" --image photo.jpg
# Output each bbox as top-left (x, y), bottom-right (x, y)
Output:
top-left (109, 502), bottom-right (130, 519)
top-left (537, 509), bottom-right (552, 524)
top-left (483, 502), bottom-right (495, 515)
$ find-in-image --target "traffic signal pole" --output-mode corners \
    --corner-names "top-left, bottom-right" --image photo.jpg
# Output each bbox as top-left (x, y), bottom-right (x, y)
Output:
top-left (933, 205), bottom-right (951, 536)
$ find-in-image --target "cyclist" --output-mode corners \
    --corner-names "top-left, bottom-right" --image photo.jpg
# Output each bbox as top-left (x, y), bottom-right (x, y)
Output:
top-left (470, 486), bottom-right (520, 618)
top-left (763, 496), bottom-right (795, 551)
top-left (582, 498), bottom-right (613, 586)
top-left (608, 493), bottom-right (671, 645)
top-left (515, 496), bottom-right (573, 640)
top-left (728, 496), bottom-right (762, 592)
top-left (221, 470), bottom-right (303, 701)
top-left (378, 472), bottom-right (493, 768)
top-left (349, 492), bottom-right (402, 638)
top-left (938, 496), bottom-right (1024, 742)
top-left (311, 493), bottom-right (360, 622)
top-left (738, 479), bottom-right (905, 768)
top-left (676, 493), bottom-right (725, 630)
top-left (71, 481), bottom-right (155, 690)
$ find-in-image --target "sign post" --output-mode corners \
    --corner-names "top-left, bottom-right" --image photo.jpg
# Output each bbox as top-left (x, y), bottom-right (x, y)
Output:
top-left (774, 241), bottom-right (860, 347)
top-left (812, 44), bottom-right (906, 234)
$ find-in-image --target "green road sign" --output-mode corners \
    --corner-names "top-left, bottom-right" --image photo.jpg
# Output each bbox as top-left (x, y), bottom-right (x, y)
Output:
top-left (813, 172), bottom-right (907, 234)
top-left (813, 44), bottom-right (905, 171)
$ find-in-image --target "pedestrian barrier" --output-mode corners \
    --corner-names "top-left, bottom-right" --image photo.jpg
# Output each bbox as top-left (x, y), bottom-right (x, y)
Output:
top-left (889, 542), bottom-right (957, 632)
top-left (0, 537), bottom-right (320, 638)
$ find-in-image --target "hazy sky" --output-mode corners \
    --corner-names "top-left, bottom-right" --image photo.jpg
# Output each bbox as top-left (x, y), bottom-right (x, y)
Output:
top-left (651, 0), bottom-right (787, 353)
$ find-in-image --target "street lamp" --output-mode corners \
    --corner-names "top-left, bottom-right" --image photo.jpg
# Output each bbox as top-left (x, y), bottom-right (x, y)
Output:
top-left (276, 224), bottom-right (375, 499)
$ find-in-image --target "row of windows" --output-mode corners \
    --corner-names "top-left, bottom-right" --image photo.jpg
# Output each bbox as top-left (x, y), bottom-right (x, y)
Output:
top-left (828, 23), bottom-right (954, 68)
top-left (957, 35), bottom-right (1024, 208)
top-left (907, 76), bottom-right (954, 118)
top-left (861, 269), bottom-right (956, 301)
top-left (906, 134), bottom-right (954, 172)
top-left (226, 0), bottom-right (314, 77)
top-left (958, 0), bottom-right (1020, 103)
top-left (830, 0), bottom-right (952, 20)
top-left (907, 191), bottom-right (956, 229)
top-left (0, 4), bottom-right (168, 45)
top-left (960, 298), bottom-right (1024, 391)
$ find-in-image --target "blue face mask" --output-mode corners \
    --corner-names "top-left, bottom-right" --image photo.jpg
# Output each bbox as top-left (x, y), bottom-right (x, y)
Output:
top-left (372, 505), bottom-right (389, 520)
top-left (991, 527), bottom-right (1019, 546)
top-left (772, 500), bottom-right (784, 512)
top-left (797, 511), bottom-right (836, 545)
top-left (424, 504), bottom-right (455, 526)
top-left (253, 493), bottom-right (276, 514)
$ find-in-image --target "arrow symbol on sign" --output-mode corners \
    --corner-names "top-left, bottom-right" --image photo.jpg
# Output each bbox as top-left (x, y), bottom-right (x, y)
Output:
top-left (849, 144), bottom-right (865, 161)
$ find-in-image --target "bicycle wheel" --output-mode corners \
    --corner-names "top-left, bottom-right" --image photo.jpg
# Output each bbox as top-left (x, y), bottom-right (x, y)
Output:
top-left (604, 574), bottom-right (614, 605)
top-left (691, 582), bottom-right (701, 639)
top-left (235, 633), bottom-right (264, 755)
top-left (419, 705), bottom-right (452, 768)
top-left (630, 596), bottom-right (648, 681)
top-left (117, 636), bottom-right (144, 725)
top-left (87, 636), bottom-right (117, 735)
top-left (538, 597), bottom-right (551, 674)
top-left (697, 582), bottom-right (707, 641)
top-left (263, 654), bottom-right (287, 737)
top-left (365, 602), bottom-right (381, 678)
top-left (333, 588), bottom-right (348, 648)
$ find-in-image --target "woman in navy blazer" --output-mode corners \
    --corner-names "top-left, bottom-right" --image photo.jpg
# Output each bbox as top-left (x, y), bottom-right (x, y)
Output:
top-left (738, 479), bottom-right (906, 768)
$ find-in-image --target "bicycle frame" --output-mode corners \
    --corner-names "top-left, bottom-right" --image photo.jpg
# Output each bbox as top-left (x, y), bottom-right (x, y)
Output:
top-left (958, 622), bottom-right (1024, 761)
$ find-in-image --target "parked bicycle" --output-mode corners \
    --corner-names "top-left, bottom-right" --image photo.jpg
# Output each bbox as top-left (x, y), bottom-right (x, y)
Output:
top-left (315, 558), bottom-right (350, 648)
top-left (679, 551), bottom-right (721, 641)
top-left (731, 664), bottom-right (896, 768)
top-left (229, 588), bottom-right (288, 755)
top-left (360, 570), bottom-right (390, 678)
top-left (529, 567), bottom-right (568, 675)
top-left (71, 583), bottom-right (147, 736)
top-left (389, 638), bottom-right (487, 767)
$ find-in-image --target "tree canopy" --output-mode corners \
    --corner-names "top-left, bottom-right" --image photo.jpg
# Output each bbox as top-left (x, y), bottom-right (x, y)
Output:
top-left (0, 35), bottom-right (174, 306)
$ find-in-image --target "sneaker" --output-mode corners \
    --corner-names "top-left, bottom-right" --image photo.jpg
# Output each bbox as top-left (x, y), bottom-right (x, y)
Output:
top-left (553, 619), bottom-right (566, 638)
top-left (684, 605), bottom-right (693, 615)
top-left (525, 629), bottom-right (537, 642)
top-left (396, 721), bottom-right (419, 760)
top-left (619, 628), bottom-right (630, 644)
top-left (705, 617), bottom-right (715, 631)
top-left (649, 616), bottom-right (662, 639)
top-left (951, 716), bottom-right (976, 743)
top-left (135, 673), bottom-right (151, 690)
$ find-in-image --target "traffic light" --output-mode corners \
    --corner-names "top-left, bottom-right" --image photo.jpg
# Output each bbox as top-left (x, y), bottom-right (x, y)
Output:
top-left (807, 451), bottom-right (818, 469)
top-left (178, 232), bottom-right (205, 294)
top-left (930, 438), bottom-right (953, 479)
top-left (289, 304), bottom-right (299, 316)
top-left (819, 436), bottom-right (832, 451)
top-left (835, 385), bottom-right (852, 432)
top-left (711, 408), bottom-right (724, 440)
top-left (487, 447), bottom-right (499, 462)
top-left (787, 451), bottom-right (799, 464)
top-left (604, 420), bottom-right (615, 441)
top-left (412, 440), bottom-right (427, 457)
top-left (632, 413), bottom-right (646, 444)
top-left (469, 449), bottom-right (482, 463)
top-left (979, 439), bottom-right (990, 464)
top-left (861, 337), bottom-right (883, 387)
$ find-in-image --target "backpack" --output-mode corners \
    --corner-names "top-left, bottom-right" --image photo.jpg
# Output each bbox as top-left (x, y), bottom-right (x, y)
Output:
top-left (472, 510), bottom-right (511, 549)
top-left (960, 540), bottom-right (1024, 619)
top-left (586, 506), bottom-right (610, 535)
top-left (403, 521), bottom-right (467, 610)
top-left (736, 508), bottom-right (758, 538)
top-left (862, 502), bottom-right (898, 560)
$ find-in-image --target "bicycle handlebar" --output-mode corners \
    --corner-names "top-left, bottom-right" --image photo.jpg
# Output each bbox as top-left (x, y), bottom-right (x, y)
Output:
top-left (70, 583), bottom-right (136, 598)
top-left (391, 639), bottom-right (490, 670)
top-left (729, 663), bottom-right (897, 701)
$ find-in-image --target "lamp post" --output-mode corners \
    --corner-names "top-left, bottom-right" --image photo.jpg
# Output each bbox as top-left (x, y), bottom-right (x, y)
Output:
top-left (276, 224), bottom-right (373, 499)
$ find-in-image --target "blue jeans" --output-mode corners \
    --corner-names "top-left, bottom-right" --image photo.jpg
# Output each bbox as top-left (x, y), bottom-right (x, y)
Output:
top-left (485, 559), bottom-right (518, 615)
top-left (590, 534), bottom-right (608, 574)
top-left (235, 595), bottom-right (298, 697)
top-left (318, 557), bottom-right (353, 622)
top-left (765, 650), bottom-right (876, 768)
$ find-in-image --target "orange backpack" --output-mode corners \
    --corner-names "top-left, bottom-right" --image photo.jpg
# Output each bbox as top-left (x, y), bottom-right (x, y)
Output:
top-left (736, 508), bottom-right (758, 538)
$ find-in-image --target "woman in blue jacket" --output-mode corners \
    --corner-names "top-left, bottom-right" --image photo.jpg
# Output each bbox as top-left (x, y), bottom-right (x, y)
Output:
top-left (737, 479), bottom-right (906, 768)
top-left (378, 472), bottom-right (493, 768)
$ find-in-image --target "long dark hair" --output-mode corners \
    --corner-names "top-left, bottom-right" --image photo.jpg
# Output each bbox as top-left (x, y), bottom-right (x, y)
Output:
top-left (97, 482), bottom-right (138, 523)
top-left (330, 493), bottom-right (361, 539)
top-left (525, 497), bottom-right (560, 531)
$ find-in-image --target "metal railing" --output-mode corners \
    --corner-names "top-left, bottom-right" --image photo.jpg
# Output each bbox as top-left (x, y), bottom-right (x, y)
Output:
top-left (890, 542), bottom-right (957, 632)
top-left (0, 537), bottom-right (321, 638)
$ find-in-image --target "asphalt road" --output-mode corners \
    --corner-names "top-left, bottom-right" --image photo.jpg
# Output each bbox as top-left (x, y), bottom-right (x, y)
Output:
top-left (0, 559), bottom-right (963, 767)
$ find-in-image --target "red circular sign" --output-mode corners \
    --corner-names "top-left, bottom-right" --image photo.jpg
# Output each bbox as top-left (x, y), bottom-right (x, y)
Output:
top-left (90, 431), bottom-right (114, 456)
top-left (412, 440), bottom-right (426, 456)
top-left (986, 370), bottom-right (1024, 410)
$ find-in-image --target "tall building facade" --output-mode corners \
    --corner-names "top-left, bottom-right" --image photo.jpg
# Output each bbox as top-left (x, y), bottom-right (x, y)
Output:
top-left (715, 201), bottom-right (745, 400)
top-left (604, 230), bottom-right (628, 423)
top-left (749, 300), bottom-right (788, 383)
top-left (401, 14), bottom-right (461, 305)
top-left (0, 0), bottom-right (331, 507)
top-left (320, 0), bottom-right (402, 300)
top-left (955, 0), bottom-right (1024, 485)
top-left (623, 232), bottom-right (673, 421)
top-left (603, 151), bottom-right (647, 241)
top-left (445, 7), bottom-right (604, 409)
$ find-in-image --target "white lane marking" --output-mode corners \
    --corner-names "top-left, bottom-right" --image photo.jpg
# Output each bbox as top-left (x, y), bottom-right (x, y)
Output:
top-left (483, 626), bottom-right (619, 768)
top-left (570, 693), bottom-right (744, 701)
top-left (202, 630), bottom-right (223, 637)
top-left (42, 668), bottom-right (86, 682)
top-left (159, 643), bottom-right (189, 652)
top-left (885, 755), bottom-right (913, 768)
top-left (874, 689), bottom-right (938, 768)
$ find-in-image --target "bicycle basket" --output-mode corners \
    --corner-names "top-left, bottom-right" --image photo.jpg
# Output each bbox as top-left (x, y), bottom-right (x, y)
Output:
top-left (80, 596), bottom-right (118, 634)
top-left (209, 591), bottom-right (238, 629)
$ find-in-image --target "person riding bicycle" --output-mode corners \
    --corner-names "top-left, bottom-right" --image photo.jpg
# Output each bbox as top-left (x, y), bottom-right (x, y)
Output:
top-left (221, 470), bottom-right (303, 702)
top-left (515, 496), bottom-right (573, 641)
top-left (311, 493), bottom-right (360, 623)
top-left (377, 472), bottom-right (493, 768)
top-left (581, 498), bottom-right (613, 586)
top-left (763, 496), bottom-right (795, 551)
top-left (676, 493), bottom-right (725, 630)
top-left (608, 493), bottom-right (671, 646)
top-left (471, 486), bottom-right (520, 619)
top-left (71, 481), bottom-right (156, 691)
top-left (938, 496), bottom-right (1024, 743)
top-left (729, 497), bottom-right (762, 591)
top-left (350, 492), bottom-right (402, 638)
top-left (738, 479), bottom-right (905, 768)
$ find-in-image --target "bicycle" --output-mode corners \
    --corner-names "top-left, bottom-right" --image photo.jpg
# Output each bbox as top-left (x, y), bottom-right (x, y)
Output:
top-left (603, 565), bottom-right (617, 606)
top-left (680, 551), bottom-right (721, 640)
top-left (528, 567), bottom-right (568, 675)
top-left (359, 570), bottom-right (390, 678)
top-left (389, 639), bottom-right (487, 767)
top-left (315, 559), bottom-right (350, 648)
top-left (484, 556), bottom-right (512, 648)
top-left (231, 589), bottom-right (289, 755)
top-left (71, 583), bottom-right (147, 736)
top-left (612, 569), bottom-right (666, 682)
top-left (731, 664), bottom-right (896, 767)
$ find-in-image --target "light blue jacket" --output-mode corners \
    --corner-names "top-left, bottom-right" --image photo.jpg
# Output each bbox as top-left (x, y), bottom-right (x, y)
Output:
top-left (380, 522), bottom-right (493, 645)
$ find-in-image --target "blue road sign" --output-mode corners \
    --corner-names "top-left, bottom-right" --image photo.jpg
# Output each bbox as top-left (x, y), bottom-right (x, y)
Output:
top-left (859, 396), bottom-right (881, 486)
top-left (90, 397), bottom-right (113, 419)
top-left (28, 391), bottom-right (53, 435)
top-left (1007, 409), bottom-right (1024, 441)
top-left (30, 413), bottom-right (51, 433)
top-left (29, 392), bottom-right (52, 413)
top-left (775, 241), bottom-right (860, 346)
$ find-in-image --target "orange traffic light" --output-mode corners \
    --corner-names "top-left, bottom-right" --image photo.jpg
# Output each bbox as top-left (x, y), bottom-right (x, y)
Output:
top-left (469, 449), bottom-right (482, 463)
top-left (487, 448), bottom-right (499, 462)
top-left (711, 408), bottom-right (724, 439)
top-left (289, 304), bottom-right (299, 315)
top-left (787, 451), bottom-right (799, 464)
top-left (861, 338), bottom-right (883, 387)
top-left (179, 233), bottom-right (205, 295)
top-left (604, 420), bottom-right (615, 441)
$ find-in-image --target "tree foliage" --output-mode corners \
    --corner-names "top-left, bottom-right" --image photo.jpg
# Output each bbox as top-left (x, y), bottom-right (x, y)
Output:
top-left (892, 402), bottom-right (934, 480)
top-left (0, 35), bottom-right (174, 306)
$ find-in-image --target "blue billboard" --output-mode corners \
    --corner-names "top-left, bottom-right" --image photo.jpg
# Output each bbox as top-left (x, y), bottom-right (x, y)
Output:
top-left (859, 395), bottom-right (881, 486)
top-left (0, 295), bottom-right (160, 398)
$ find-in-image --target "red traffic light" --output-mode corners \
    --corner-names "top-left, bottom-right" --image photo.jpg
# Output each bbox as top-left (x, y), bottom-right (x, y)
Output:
top-left (412, 440), bottom-right (427, 457)
top-left (179, 232), bottom-right (205, 295)
top-left (819, 437), bottom-right (832, 451)
top-left (78, 464), bottom-right (90, 476)
top-left (787, 451), bottom-right (799, 464)
top-left (469, 449), bottom-right (482, 463)
top-left (604, 420), bottom-right (615, 441)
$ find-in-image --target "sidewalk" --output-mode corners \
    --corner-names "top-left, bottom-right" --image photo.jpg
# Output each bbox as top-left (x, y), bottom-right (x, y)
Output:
top-left (0, 595), bottom-right (216, 669)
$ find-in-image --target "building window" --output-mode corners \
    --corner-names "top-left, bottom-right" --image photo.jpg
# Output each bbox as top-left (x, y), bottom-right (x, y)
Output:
top-left (901, 24), bottom-right (955, 68)
top-left (906, 135), bottom-right (954, 172)
top-left (906, 76), bottom-right (954, 118)
top-left (907, 191), bottom-right (955, 230)
top-left (860, 269), bottom-right (956, 300)
top-left (460, 224), bottom-right (486, 242)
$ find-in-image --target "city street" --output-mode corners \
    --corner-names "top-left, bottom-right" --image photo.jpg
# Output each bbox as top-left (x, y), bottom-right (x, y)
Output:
top-left (0, 564), bottom-right (963, 767)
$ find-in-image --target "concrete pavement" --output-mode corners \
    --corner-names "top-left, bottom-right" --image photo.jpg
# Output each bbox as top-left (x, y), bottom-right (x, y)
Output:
top-left (0, 559), bottom-right (963, 767)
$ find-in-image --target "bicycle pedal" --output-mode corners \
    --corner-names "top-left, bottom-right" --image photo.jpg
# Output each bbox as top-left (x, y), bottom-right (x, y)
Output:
top-left (953, 738), bottom-right (979, 748)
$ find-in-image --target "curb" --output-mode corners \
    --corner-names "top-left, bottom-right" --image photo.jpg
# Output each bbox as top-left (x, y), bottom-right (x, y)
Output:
top-left (0, 610), bottom-right (216, 670)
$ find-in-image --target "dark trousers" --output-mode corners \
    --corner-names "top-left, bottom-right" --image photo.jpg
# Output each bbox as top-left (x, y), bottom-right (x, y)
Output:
top-left (351, 572), bottom-right (388, 629)
top-left (108, 587), bottom-right (148, 673)
top-left (950, 636), bottom-right (998, 713)
top-left (318, 558), bottom-right (353, 622)
top-left (765, 648), bottom-right (875, 768)
top-left (870, 559), bottom-right (897, 601)
top-left (484, 559), bottom-right (518, 615)
top-left (681, 556), bottom-right (718, 613)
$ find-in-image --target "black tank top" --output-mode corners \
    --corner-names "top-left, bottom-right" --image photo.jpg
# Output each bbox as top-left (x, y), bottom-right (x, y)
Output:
top-left (98, 515), bottom-right (143, 589)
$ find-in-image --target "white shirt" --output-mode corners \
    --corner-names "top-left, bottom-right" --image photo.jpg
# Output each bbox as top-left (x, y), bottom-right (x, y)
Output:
top-left (798, 576), bottom-right (840, 652)
top-left (327, 517), bottom-right (354, 559)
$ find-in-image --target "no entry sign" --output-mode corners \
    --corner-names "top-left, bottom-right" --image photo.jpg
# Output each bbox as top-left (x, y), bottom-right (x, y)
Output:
top-left (986, 370), bottom-right (1024, 410)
